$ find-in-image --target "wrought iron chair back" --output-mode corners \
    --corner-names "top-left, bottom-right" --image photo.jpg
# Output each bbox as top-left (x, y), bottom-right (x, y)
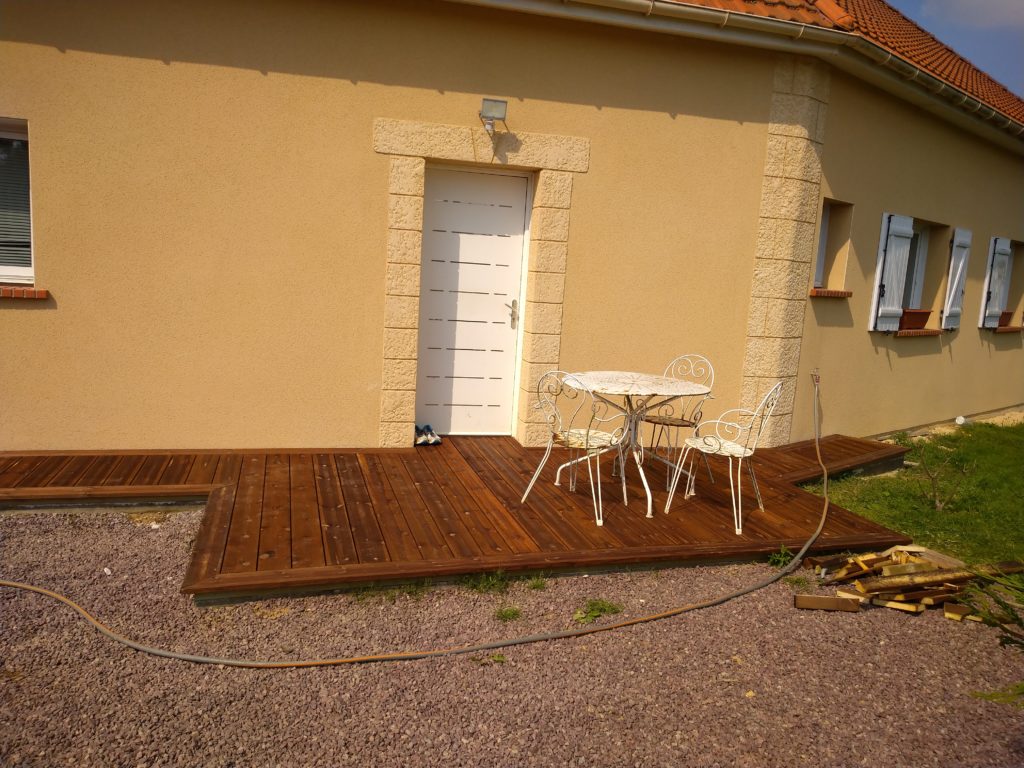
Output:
top-left (653, 353), bottom-right (715, 425)
top-left (665, 381), bottom-right (784, 535)
top-left (695, 380), bottom-right (783, 457)
top-left (643, 353), bottom-right (715, 489)
top-left (523, 371), bottom-right (628, 526)
top-left (534, 371), bottom-right (626, 451)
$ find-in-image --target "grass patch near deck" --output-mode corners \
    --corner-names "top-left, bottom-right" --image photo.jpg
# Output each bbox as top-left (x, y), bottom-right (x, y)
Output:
top-left (803, 422), bottom-right (1024, 564)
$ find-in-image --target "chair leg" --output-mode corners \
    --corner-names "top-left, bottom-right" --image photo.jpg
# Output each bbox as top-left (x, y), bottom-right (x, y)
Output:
top-left (617, 444), bottom-right (628, 505)
top-left (684, 450), bottom-right (698, 499)
top-left (746, 458), bottom-right (764, 511)
top-left (664, 445), bottom-right (691, 514)
top-left (521, 443), bottom-right (553, 504)
top-left (555, 451), bottom-right (578, 487)
top-left (731, 457), bottom-right (743, 535)
top-left (588, 453), bottom-right (603, 526)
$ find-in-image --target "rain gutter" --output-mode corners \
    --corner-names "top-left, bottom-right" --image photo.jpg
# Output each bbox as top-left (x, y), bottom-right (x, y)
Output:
top-left (441, 0), bottom-right (1024, 155)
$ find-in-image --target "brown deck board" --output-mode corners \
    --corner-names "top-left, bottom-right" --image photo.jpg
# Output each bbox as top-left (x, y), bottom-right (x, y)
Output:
top-left (48, 455), bottom-right (98, 487)
top-left (431, 440), bottom-right (540, 555)
top-left (0, 434), bottom-right (913, 598)
top-left (313, 453), bottom-right (357, 565)
top-left (257, 454), bottom-right (292, 571)
top-left (75, 455), bottom-right (121, 487)
top-left (400, 452), bottom-right (492, 559)
top-left (376, 454), bottom-right (458, 560)
top-left (454, 437), bottom-right (579, 552)
top-left (15, 455), bottom-right (73, 488)
top-left (102, 455), bottom-right (146, 486)
top-left (289, 454), bottom-right (325, 570)
top-left (335, 454), bottom-right (389, 564)
top-left (220, 455), bottom-right (266, 574)
top-left (182, 455), bottom-right (243, 588)
top-left (134, 455), bottom-right (172, 486)
top-left (358, 454), bottom-right (427, 562)
top-left (416, 445), bottom-right (512, 556)
top-left (185, 454), bottom-right (220, 485)
top-left (479, 436), bottom-right (632, 550)
top-left (160, 454), bottom-right (196, 486)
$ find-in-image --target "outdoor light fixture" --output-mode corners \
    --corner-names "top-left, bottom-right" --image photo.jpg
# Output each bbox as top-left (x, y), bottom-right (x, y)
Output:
top-left (479, 98), bottom-right (508, 135)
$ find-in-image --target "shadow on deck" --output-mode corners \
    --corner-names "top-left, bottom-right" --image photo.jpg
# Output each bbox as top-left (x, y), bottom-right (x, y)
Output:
top-left (0, 435), bottom-right (910, 600)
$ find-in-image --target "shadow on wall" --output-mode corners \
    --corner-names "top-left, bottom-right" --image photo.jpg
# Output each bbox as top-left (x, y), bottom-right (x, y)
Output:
top-left (809, 299), bottom-right (854, 328)
top-left (981, 329), bottom-right (1024, 354)
top-left (870, 330), bottom-right (947, 364)
top-left (1, 0), bottom-right (768, 124)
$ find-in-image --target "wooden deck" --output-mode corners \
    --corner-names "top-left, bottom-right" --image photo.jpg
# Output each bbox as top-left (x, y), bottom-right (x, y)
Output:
top-left (0, 435), bottom-right (911, 598)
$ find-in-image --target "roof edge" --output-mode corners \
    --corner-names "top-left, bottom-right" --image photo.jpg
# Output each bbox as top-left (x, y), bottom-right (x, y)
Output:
top-left (440, 0), bottom-right (1024, 155)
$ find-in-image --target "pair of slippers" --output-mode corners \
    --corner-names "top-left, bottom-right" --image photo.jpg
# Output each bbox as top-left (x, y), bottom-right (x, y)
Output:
top-left (415, 425), bottom-right (442, 446)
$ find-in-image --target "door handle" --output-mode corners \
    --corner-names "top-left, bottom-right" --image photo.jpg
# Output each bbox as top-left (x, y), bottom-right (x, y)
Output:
top-left (504, 299), bottom-right (519, 330)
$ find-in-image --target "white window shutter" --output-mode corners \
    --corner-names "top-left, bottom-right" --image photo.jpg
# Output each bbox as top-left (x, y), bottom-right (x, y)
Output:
top-left (941, 228), bottom-right (972, 330)
top-left (981, 237), bottom-right (1013, 328)
top-left (871, 213), bottom-right (914, 331)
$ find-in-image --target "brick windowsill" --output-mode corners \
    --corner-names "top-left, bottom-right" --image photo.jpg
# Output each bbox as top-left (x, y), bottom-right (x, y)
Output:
top-left (893, 328), bottom-right (943, 338)
top-left (809, 288), bottom-right (853, 298)
top-left (0, 286), bottom-right (49, 300)
top-left (994, 326), bottom-right (1023, 334)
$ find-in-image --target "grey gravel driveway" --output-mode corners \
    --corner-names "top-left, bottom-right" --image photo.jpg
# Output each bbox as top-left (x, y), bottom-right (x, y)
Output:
top-left (2, 508), bottom-right (1022, 767)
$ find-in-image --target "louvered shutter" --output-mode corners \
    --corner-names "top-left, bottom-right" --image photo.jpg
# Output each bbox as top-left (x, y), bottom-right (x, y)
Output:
top-left (981, 237), bottom-right (1013, 328)
top-left (0, 138), bottom-right (32, 281)
top-left (871, 213), bottom-right (914, 331)
top-left (941, 228), bottom-right (972, 330)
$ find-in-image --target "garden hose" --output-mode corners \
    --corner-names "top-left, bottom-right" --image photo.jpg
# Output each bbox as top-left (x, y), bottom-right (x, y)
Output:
top-left (0, 373), bottom-right (830, 668)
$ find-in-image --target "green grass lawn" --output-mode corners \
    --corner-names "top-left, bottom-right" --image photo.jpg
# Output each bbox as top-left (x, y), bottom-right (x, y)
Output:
top-left (803, 421), bottom-right (1024, 564)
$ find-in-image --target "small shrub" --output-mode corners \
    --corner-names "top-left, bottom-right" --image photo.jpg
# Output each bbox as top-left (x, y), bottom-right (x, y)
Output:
top-left (495, 606), bottom-right (522, 622)
top-left (573, 598), bottom-right (622, 625)
top-left (526, 575), bottom-right (548, 591)
top-left (768, 545), bottom-right (794, 568)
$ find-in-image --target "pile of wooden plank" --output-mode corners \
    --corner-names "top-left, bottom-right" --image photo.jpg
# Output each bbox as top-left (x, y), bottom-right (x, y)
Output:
top-left (793, 545), bottom-right (1023, 620)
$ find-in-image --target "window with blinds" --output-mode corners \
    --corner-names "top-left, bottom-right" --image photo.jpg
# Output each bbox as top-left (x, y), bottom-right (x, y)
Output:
top-left (0, 134), bottom-right (33, 284)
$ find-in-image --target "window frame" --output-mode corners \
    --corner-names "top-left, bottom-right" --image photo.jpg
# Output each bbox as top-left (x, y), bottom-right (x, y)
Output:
top-left (0, 122), bottom-right (33, 285)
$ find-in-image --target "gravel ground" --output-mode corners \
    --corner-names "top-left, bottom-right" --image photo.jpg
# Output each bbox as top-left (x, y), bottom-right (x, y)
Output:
top-left (2, 507), bottom-right (1022, 767)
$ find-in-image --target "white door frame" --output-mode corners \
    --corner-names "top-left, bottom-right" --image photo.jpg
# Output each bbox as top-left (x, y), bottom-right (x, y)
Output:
top-left (373, 117), bottom-right (590, 448)
top-left (424, 163), bottom-right (534, 435)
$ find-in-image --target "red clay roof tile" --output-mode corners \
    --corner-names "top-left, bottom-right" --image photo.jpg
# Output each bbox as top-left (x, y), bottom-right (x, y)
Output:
top-left (664, 0), bottom-right (1024, 124)
top-left (668, 0), bottom-right (837, 27)
top-left (833, 0), bottom-right (1024, 123)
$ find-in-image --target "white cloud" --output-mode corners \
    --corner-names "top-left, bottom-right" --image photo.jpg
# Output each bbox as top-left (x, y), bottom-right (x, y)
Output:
top-left (920, 0), bottom-right (1024, 29)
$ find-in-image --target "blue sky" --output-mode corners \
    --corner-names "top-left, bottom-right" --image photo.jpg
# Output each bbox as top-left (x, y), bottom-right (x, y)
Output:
top-left (885, 0), bottom-right (1024, 97)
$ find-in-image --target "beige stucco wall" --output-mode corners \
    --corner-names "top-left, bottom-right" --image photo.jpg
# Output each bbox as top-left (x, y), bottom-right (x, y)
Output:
top-left (792, 72), bottom-right (1024, 440)
top-left (0, 0), bottom-right (773, 449)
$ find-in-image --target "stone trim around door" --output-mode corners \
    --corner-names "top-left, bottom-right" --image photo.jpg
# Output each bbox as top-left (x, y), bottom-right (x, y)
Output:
top-left (373, 118), bottom-right (590, 448)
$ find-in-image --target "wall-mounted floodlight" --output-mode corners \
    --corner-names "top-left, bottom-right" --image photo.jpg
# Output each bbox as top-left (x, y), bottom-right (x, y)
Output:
top-left (479, 98), bottom-right (508, 135)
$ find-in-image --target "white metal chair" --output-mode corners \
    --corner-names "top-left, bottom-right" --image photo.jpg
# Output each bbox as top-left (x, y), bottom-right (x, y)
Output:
top-left (641, 354), bottom-right (715, 488)
top-left (521, 371), bottom-right (628, 526)
top-left (664, 381), bottom-right (784, 535)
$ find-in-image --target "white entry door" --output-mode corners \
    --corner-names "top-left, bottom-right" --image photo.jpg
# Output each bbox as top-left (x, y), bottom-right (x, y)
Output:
top-left (417, 168), bottom-right (530, 435)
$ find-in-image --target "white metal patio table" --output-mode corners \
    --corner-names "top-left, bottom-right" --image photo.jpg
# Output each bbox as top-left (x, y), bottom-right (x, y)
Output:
top-left (568, 371), bottom-right (711, 518)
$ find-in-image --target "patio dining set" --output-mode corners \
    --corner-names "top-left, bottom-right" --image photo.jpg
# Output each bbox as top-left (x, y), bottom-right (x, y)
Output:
top-left (521, 355), bottom-right (783, 534)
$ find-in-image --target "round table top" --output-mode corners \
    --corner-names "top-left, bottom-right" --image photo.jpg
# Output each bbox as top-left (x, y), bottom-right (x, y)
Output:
top-left (572, 371), bottom-right (710, 398)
